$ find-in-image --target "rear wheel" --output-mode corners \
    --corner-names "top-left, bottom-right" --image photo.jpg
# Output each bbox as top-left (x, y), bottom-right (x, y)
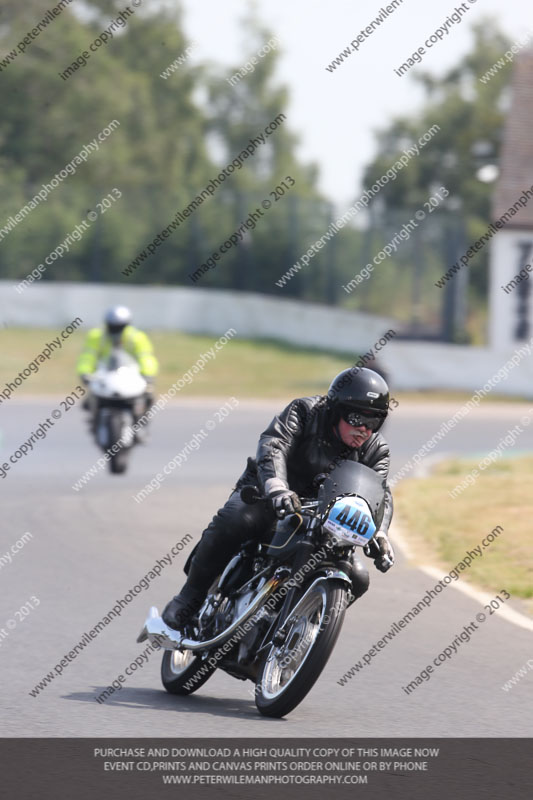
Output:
top-left (255, 581), bottom-right (348, 718)
top-left (161, 649), bottom-right (216, 695)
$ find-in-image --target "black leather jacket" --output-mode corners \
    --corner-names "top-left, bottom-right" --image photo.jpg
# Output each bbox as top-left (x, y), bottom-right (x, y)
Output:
top-left (238, 395), bottom-right (393, 535)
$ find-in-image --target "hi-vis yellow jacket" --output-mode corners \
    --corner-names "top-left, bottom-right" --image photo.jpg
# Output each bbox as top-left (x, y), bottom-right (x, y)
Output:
top-left (76, 326), bottom-right (159, 377)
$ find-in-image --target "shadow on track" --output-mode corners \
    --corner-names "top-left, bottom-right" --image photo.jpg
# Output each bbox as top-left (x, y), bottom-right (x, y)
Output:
top-left (64, 687), bottom-right (288, 723)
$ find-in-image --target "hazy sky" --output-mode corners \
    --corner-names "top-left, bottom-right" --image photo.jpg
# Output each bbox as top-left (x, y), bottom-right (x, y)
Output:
top-left (180, 0), bottom-right (531, 208)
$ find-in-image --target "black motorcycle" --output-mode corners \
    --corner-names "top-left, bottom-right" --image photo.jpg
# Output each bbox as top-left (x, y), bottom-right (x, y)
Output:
top-left (138, 461), bottom-right (387, 718)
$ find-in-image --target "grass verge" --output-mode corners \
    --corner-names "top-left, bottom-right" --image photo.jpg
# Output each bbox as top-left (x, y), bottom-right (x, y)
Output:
top-left (0, 328), bottom-right (354, 399)
top-left (394, 455), bottom-right (533, 610)
top-left (1, 327), bottom-right (529, 402)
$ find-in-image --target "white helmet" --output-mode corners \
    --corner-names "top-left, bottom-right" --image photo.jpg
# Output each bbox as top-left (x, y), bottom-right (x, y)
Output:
top-left (104, 305), bottom-right (132, 334)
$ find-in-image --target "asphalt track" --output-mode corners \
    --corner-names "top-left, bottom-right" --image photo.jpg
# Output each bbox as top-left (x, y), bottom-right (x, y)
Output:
top-left (1, 397), bottom-right (532, 737)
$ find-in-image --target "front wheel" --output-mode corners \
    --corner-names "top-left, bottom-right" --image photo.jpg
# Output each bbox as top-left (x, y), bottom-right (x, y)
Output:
top-left (161, 649), bottom-right (217, 695)
top-left (255, 580), bottom-right (348, 718)
top-left (107, 412), bottom-right (131, 474)
top-left (109, 447), bottom-right (129, 474)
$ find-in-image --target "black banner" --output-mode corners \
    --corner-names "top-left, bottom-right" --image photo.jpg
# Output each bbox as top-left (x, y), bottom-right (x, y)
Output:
top-left (1, 738), bottom-right (531, 799)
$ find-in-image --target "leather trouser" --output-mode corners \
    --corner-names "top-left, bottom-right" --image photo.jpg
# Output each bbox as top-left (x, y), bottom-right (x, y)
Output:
top-left (178, 490), bottom-right (275, 599)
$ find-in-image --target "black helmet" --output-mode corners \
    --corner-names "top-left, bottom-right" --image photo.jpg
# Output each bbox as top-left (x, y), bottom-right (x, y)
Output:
top-left (105, 305), bottom-right (132, 335)
top-left (327, 367), bottom-right (389, 432)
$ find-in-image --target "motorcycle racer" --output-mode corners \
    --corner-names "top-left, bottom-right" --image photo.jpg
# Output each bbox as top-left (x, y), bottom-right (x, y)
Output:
top-left (162, 367), bottom-right (395, 631)
top-left (77, 306), bottom-right (158, 434)
top-left (77, 306), bottom-right (159, 383)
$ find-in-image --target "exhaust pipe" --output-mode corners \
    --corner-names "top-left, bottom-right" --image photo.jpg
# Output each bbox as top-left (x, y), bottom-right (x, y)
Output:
top-left (137, 569), bottom-right (289, 651)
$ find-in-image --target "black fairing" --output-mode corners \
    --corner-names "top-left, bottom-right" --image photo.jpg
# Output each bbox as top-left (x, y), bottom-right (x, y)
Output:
top-left (318, 461), bottom-right (385, 519)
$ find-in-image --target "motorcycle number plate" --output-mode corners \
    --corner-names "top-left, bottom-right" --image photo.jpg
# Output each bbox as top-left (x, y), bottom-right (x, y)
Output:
top-left (324, 497), bottom-right (376, 546)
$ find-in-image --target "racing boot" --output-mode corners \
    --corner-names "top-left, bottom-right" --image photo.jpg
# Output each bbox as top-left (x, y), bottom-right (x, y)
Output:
top-left (161, 587), bottom-right (205, 631)
top-left (162, 557), bottom-right (221, 631)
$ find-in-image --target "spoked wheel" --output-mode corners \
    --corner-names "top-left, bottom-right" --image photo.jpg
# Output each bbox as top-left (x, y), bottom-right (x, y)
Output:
top-left (255, 581), bottom-right (348, 718)
top-left (161, 648), bottom-right (216, 695)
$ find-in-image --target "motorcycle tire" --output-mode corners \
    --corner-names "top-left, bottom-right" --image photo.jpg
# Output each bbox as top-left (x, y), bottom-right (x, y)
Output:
top-left (109, 449), bottom-right (129, 474)
top-left (161, 649), bottom-right (217, 695)
top-left (255, 580), bottom-right (348, 718)
top-left (108, 413), bottom-right (129, 474)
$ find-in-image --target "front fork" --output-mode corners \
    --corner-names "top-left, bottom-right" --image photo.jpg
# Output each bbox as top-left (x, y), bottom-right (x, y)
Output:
top-left (270, 533), bottom-right (318, 645)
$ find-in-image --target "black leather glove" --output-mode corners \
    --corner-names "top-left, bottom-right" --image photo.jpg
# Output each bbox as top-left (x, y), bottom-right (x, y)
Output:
top-left (269, 489), bottom-right (302, 519)
top-left (364, 532), bottom-right (395, 572)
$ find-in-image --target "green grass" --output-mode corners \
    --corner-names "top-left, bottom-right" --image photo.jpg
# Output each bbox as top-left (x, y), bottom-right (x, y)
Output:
top-left (0, 328), bottom-right (353, 399)
top-left (394, 455), bottom-right (533, 607)
top-left (1, 327), bottom-right (529, 402)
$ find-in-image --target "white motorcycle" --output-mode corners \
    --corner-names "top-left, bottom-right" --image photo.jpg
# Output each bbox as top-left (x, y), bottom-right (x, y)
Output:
top-left (87, 349), bottom-right (148, 474)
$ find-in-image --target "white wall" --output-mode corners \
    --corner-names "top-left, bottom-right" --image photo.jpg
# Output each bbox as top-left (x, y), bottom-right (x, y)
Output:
top-left (378, 340), bottom-right (533, 398)
top-left (3, 281), bottom-right (533, 396)
top-left (0, 281), bottom-right (392, 352)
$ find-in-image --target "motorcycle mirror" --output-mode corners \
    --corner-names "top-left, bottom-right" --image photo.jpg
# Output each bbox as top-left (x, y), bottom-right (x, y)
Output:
top-left (240, 485), bottom-right (262, 505)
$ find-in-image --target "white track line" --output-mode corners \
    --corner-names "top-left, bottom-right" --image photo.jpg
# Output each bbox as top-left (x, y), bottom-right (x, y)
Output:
top-left (393, 525), bottom-right (533, 633)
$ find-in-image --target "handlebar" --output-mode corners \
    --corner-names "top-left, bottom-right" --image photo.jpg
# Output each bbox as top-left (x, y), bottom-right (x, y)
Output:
top-left (240, 485), bottom-right (319, 514)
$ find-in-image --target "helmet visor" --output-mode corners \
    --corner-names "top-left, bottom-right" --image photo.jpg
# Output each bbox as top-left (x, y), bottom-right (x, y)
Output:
top-left (107, 323), bottom-right (127, 335)
top-left (340, 406), bottom-right (385, 432)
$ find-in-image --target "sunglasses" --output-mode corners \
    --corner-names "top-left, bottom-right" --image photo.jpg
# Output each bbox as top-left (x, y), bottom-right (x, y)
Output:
top-left (340, 408), bottom-right (384, 432)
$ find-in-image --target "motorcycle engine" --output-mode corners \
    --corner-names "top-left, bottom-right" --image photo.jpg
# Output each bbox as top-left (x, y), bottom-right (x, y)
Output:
top-left (232, 587), bottom-right (257, 620)
top-left (233, 578), bottom-right (272, 665)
